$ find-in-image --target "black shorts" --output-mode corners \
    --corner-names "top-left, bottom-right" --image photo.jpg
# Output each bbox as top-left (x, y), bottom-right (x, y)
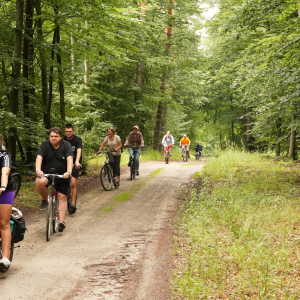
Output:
top-left (46, 177), bottom-right (70, 196)
top-left (72, 166), bottom-right (80, 179)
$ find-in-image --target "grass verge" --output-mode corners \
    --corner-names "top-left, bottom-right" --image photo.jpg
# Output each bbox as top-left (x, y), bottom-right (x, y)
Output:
top-left (172, 150), bottom-right (300, 299)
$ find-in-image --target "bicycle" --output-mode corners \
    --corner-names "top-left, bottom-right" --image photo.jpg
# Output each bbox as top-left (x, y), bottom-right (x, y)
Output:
top-left (12, 173), bottom-right (21, 199)
top-left (195, 150), bottom-right (201, 160)
top-left (97, 150), bottom-right (118, 191)
top-left (44, 170), bottom-right (66, 241)
top-left (127, 146), bottom-right (141, 180)
top-left (165, 147), bottom-right (170, 164)
top-left (10, 165), bottom-right (21, 199)
top-left (182, 145), bottom-right (188, 162)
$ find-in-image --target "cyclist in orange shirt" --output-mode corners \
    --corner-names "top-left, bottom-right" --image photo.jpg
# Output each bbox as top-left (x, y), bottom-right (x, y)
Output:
top-left (180, 134), bottom-right (191, 158)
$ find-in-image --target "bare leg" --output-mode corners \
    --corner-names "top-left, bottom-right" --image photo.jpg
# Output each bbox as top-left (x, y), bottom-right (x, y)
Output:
top-left (36, 177), bottom-right (49, 200)
top-left (57, 192), bottom-right (67, 223)
top-left (70, 177), bottom-right (77, 205)
top-left (0, 204), bottom-right (13, 258)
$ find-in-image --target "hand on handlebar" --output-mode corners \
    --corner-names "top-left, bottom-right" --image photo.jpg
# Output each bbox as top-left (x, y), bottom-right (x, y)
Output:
top-left (63, 172), bottom-right (71, 179)
top-left (36, 170), bottom-right (44, 179)
top-left (75, 162), bottom-right (82, 169)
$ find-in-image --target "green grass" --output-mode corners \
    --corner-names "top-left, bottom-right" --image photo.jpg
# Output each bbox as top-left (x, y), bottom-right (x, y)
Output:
top-left (149, 168), bottom-right (164, 177)
top-left (113, 192), bottom-right (132, 202)
top-left (172, 150), bottom-right (300, 299)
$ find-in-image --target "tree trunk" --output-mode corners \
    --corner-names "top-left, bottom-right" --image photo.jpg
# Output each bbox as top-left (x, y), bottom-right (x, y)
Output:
top-left (8, 0), bottom-right (24, 161)
top-left (71, 35), bottom-right (75, 70)
top-left (275, 117), bottom-right (281, 157)
top-left (84, 20), bottom-right (90, 100)
top-left (288, 115), bottom-right (296, 159)
top-left (153, 0), bottom-right (173, 150)
top-left (136, 2), bottom-right (145, 88)
top-left (34, 0), bottom-right (50, 129)
top-left (23, 0), bottom-right (36, 164)
top-left (48, 27), bottom-right (57, 124)
top-left (54, 5), bottom-right (65, 121)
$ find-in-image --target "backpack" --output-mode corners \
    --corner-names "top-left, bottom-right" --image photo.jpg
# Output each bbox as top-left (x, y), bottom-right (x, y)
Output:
top-left (10, 215), bottom-right (26, 243)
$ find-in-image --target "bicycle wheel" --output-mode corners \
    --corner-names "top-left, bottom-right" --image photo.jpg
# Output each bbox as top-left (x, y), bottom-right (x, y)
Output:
top-left (0, 240), bottom-right (14, 273)
top-left (12, 173), bottom-right (21, 199)
top-left (182, 151), bottom-right (186, 162)
top-left (100, 165), bottom-right (113, 191)
top-left (130, 161), bottom-right (135, 180)
top-left (52, 197), bottom-right (59, 233)
top-left (46, 196), bottom-right (53, 241)
top-left (165, 151), bottom-right (169, 164)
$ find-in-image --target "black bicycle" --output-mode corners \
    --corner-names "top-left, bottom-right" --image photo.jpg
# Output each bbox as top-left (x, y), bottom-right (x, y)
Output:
top-left (97, 150), bottom-right (118, 191)
top-left (127, 146), bottom-right (141, 180)
top-left (195, 150), bottom-right (201, 160)
top-left (44, 171), bottom-right (65, 241)
top-left (165, 147), bottom-right (170, 164)
top-left (10, 165), bottom-right (21, 199)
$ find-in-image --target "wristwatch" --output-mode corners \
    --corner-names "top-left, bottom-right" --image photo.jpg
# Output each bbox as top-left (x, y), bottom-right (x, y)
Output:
top-left (0, 186), bottom-right (6, 189)
top-left (36, 170), bottom-right (40, 173)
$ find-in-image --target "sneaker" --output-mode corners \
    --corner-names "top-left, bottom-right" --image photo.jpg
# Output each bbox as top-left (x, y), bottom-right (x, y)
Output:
top-left (58, 221), bottom-right (66, 232)
top-left (0, 257), bottom-right (11, 272)
top-left (39, 199), bottom-right (48, 210)
top-left (68, 204), bottom-right (77, 215)
top-left (116, 181), bottom-right (120, 187)
top-left (136, 171), bottom-right (139, 176)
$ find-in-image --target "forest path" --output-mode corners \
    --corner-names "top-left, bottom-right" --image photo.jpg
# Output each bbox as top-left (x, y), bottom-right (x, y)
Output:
top-left (0, 159), bottom-right (204, 300)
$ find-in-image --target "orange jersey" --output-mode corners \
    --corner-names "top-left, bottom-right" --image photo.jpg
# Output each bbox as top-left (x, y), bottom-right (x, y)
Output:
top-left (180, 137), bottom-right (190, 145)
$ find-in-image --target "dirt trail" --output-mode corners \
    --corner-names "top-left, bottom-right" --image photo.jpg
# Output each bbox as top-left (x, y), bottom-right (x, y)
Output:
top-left (0, 160), bottom-right (204, 300)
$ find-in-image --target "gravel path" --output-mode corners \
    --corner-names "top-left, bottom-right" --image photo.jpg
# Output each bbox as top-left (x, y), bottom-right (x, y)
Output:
top-left (0, 159), bottom-right (204, 300)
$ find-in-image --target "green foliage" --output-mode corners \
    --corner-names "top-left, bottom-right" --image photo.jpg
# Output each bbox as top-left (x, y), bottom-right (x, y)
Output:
top-left (173, 150), bottom-right (300, 298)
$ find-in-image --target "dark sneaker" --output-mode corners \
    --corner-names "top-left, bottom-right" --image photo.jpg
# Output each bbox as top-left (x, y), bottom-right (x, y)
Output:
top-left (68, 204), bottom-right (77, 215)
top-left (136, 171), bottom-right (139, 176)
top-left (128, 162), bottom-right (130, 167)
top-left (116, 181), bottom-right (120, 187)
top-left (58, 221), bottom-right (66, 232)
top-left (39, 200), bottom-right (48, 210)
top-left (0, 257), bottom-right (11, 273)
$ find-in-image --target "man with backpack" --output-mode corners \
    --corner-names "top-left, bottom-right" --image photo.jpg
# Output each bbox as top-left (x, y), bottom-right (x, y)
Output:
top-left (161, 131), bottom-right (174, 160)
top-left (124, 125), bottom-right (144, 176)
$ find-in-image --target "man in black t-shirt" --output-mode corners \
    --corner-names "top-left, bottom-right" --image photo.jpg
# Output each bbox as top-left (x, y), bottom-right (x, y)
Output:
top-left (36, 127), bottom-right (73, 232)
top-left (63, 123), bottom-right (83, 214)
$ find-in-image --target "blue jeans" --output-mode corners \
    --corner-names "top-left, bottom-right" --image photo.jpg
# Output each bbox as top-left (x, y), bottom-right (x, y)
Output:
top-left (129, 149), bottom-right (141, 170)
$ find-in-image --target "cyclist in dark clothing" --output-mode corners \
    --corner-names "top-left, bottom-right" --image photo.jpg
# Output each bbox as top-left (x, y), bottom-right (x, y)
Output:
top-left (63, 123), bottom-right (83, 214)
top-left (36, 127), bottom-right (73, 232)
top-left (0, 133), bottom-right (14, 271)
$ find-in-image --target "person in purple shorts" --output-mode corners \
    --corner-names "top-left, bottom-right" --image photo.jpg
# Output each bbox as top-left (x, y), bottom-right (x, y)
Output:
top-left (0, 133), bottom-right (14, 272)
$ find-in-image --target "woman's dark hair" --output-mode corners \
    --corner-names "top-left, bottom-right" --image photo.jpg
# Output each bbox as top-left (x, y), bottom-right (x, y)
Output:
top-left (49, 127), bottom-right (62, 136)
top-left (107, 127), bottom-right (116, 134)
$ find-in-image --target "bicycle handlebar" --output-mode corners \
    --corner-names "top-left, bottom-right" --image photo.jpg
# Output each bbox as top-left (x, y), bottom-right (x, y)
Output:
top-left (44, 174), bottom-right (64, 178)
top-left (126, 145), bottom-right (141, 149)
top-left (96, 149), bottom-right (117, 156)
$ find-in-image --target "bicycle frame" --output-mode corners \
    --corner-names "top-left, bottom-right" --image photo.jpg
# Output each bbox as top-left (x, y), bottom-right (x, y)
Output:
top-left (127, 146), bottom-right (141, 180)
top-left (44, 173), bottom-right (64, 241)
top-left (97, 151), bottom-right (118, 189)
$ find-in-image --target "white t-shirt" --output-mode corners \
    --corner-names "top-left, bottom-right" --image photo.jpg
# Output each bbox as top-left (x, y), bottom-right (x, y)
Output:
top-left (104, 135), bottom-right (121, 156)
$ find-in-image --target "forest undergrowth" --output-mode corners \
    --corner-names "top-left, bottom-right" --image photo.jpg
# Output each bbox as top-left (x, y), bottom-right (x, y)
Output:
top-left (172, 150), bottom-right (300, 299)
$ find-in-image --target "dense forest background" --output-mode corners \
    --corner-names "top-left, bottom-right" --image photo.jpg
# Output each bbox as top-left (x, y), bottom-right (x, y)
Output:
top-left (1, 0), bottom-right (300, 168)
